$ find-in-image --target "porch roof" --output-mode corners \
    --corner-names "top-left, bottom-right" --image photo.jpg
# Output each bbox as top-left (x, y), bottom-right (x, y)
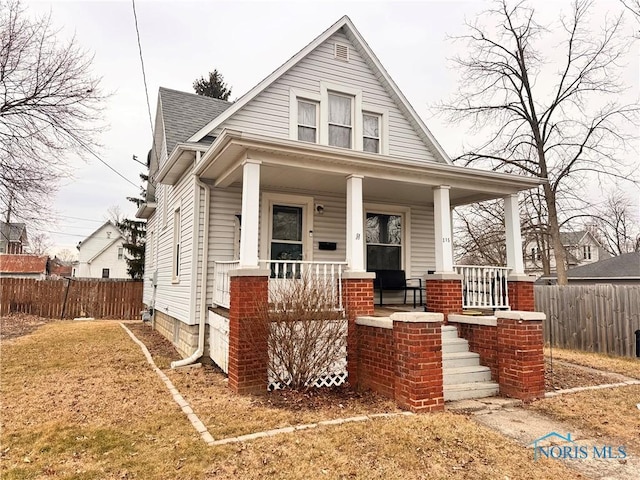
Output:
top-left (168, 130), bottom-right (544, 206)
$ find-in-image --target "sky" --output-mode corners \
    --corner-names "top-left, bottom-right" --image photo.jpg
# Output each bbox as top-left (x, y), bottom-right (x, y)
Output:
top-left (21, 0), bottom-right (639, 257)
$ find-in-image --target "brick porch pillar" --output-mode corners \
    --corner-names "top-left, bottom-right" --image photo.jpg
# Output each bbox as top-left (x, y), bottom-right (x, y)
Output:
top-left (507, 275), bottom-right (535, 311)
top-left (228, 269), bottom-right (270, 394)
top-left (496, 311), bottom-right (545, 402)
top-left (342, 272), bottom-right (375, 388)
top-left (392, 312), bottom-right (444, 412)
top-left (425, 273), bottom-right (463, 318)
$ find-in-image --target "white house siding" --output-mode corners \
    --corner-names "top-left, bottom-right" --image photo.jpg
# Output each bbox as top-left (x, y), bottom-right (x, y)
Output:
top-left (214, 31), bottom-right (438, 164)
top-left (76, 223), bottom-right (129, 279)
top-left (153, 171), bottom-right (196, 325)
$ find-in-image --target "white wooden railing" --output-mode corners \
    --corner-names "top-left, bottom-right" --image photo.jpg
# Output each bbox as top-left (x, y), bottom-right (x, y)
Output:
top-left (213, 260), bottom-right (240, 308)
top-left (261, 260), bottom-right (347, 311)
top-left (454, 265), bottom-right (510, 310)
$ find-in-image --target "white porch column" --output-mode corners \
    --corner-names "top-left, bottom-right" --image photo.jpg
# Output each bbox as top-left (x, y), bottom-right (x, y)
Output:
top-left (504, 193), bottom-right (525, 275)
top-left (346, 174), bottom-right (365, 272)
top-left (239, 159), bottom-right (261, 269)
top-left (433, 186), bottom-right (454, 273)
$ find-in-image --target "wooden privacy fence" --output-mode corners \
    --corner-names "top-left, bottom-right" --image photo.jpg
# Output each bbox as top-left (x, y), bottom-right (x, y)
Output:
top-left (0, 278), bottom-right (144, 320)
top-left (535, 285), bottom-right (640, 358)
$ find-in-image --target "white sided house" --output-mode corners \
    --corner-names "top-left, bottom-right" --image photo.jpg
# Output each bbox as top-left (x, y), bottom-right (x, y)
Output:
top-left (74, 221), bottom-right (128, 279)
top-left (137, 16), bottom-right (546, 407)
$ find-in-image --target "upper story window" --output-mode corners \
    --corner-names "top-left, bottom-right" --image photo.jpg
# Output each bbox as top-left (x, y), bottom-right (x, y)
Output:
top-left (290, 84), bottom-right (387, 154)
top-left (117, 247), bottom-right (124, 260)
top-left (297, 100), bottom-right (318, 143)
top-left (583, 245), bottom-right (591, 260)
top-left (328, 93), bottom-right (352, 149)
top-left (531, 247), bottom-right (541, 261)
top-left (363, 113), bottom-right (380, 153)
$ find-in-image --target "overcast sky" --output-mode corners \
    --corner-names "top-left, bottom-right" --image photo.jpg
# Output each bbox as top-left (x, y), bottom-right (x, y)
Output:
top-left (23, 0), bottom-right (639, 256)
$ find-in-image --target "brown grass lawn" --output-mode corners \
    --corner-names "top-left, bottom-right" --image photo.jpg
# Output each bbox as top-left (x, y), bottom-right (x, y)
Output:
top-left (535, 347), bottom-right (640, 456)
top-left (1, 320), bottom-right (579, 480)
top-left (545, 347), bottom-right (640, 379)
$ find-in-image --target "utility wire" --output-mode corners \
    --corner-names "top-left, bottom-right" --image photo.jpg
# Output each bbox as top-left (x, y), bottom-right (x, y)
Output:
top-left (75, 137), bottom-right (139, 188)
top-left (132, 0), bottom-right (155, 138)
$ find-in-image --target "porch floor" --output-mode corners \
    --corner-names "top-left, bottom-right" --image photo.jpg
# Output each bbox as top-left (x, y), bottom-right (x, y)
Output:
top-left (373, 304), bottom-right (425, 317)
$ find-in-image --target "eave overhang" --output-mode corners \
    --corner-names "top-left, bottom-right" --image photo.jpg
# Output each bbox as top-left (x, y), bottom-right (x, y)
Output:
top-left (156, 143), bottom-right (209, 185)
top-left (195, 130), bottom-right (545, 206)
top-left (135, 202), bottom-right (157, 219)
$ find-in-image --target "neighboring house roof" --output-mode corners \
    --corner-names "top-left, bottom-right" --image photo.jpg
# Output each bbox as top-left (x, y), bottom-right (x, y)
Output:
top-left (566, 251), bottom-right (640, 279)
top-left (78, 221), bottom-right (123, 249)
top-left (87, 237), bottom-right (123, 263)
top-left (536, 251), bottom-right (640, 283)
top-left (49, 258), bottom-right (73, 277)
top-left (187, 15), bottom-right (452, 165)
top-left (0, 254), bottom-right (48, 274)
top-left (560, 231), bottom-right (588, 246)
top-left (0, 222), bottom-right (27, 244)
top-left (159, 87), bottom-right (232, 156)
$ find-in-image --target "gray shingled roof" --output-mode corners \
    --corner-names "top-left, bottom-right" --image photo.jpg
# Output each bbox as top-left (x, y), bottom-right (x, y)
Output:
top-left (159, 87), bottom-right (232, 156)
top-left (566, 251), bottom-right (640, 278)
top-left (0, 222), bottom-right (26, 243)
top-left (560, 231), bottom-right (587, 246)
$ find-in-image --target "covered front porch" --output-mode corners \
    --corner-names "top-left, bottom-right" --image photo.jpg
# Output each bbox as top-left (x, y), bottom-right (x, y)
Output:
top-left (159, 130), bottom-right (544, 407)
top-left (196, 130), bottom-right (538, 314)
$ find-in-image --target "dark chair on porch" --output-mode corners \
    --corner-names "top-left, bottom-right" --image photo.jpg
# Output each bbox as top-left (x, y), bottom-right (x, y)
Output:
top-left (373, 270), bottom-right (423, 308)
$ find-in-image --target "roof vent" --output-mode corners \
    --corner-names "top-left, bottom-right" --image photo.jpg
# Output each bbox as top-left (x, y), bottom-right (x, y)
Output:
top-left (334, 43), bottom-right (349, 62)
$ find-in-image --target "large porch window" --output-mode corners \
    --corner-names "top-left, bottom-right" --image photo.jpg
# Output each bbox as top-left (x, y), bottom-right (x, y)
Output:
top-left (366, 212), bottom-right (402, 271)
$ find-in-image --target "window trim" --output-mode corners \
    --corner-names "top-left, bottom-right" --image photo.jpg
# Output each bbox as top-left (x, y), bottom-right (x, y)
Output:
top-left (172, 206), bottom-right (181, 283)
top-left (289, 88), bottom-right (321, 141)
top-left (260, 192), bottom-right (314, 262)
top-left (363, 203), bottom-right (411, 275)
top-left (289, 85), bottom-right (388, 155)
top-left (320, 82), bottom-right (362, 149)
top-left (296, 99), bottom-right (319, 143)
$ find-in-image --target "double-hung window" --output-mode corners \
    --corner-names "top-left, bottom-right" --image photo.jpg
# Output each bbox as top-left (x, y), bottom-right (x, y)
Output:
top-left (583, 245), bottom-right (591, 260)
top-left (297, 100), bottom-right (318, 143)
top-left (328, 93), bottom-right (352, 148)
top-left (366, 212), bottom-right (402, 271)
top-left (363, 113), bottom-right (380, 153)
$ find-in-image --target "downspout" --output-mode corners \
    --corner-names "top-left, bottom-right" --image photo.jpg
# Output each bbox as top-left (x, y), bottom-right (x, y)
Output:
top-left (171, 155), bottom-right (210, 368)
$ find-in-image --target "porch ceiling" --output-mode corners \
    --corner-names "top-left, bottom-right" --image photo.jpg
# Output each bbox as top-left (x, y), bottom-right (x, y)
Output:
top-left (195, 130), bottom-right (545, 206)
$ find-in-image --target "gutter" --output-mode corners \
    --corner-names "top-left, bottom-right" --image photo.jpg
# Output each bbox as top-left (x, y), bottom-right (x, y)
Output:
top-left (171, 152), bottom-right (211, 368)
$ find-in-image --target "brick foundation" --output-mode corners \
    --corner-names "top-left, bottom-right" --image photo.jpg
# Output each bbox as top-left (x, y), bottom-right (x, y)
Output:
top-left (357, 324), bottom-right (395, 399)
top-left (497, 313), bottom-right (545, 401)
top-left (425, 276), bottom-right (463, 318)
top-left (355, 313), bottom-right (444, 413)
top-left (394, 318), bottom-right (444, 412)
top-left (342, 276), bottom-right (375, 388)
top-left (228, 273), bottom-right (269, 395)
top-left (508, 280), bottom-right (534, 311)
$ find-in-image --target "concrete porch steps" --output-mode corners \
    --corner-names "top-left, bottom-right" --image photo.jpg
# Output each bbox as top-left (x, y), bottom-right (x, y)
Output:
top-left (442, 325), bottom-right (499, 401)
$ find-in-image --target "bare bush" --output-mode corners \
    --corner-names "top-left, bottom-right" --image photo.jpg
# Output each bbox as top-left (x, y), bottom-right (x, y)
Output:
top-left (260, 273), bottom-right (346, 390)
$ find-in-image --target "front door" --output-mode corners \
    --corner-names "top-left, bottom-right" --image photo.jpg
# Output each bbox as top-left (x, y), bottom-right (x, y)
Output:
top-left (270, 204), bottom-right (304, 264)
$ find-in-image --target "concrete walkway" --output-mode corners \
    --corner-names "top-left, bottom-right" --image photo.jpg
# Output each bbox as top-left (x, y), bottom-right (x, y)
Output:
top-left (473, 406), bottom-right (639, 480)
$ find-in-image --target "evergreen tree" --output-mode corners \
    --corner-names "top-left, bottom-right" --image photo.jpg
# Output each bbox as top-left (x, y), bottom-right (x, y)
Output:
top-left (193, 69), bottom-right (232, 100)
top-left (118, 173), bottom-right (147, 280)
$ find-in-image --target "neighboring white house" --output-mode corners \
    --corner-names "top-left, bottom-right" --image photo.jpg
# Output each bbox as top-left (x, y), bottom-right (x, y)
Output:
top-left (524, 229), bottom-right (610, 277)
top-left (74, 221), bottom-right (129, 279)
top-left (136, 16), bottom-right (542, 358)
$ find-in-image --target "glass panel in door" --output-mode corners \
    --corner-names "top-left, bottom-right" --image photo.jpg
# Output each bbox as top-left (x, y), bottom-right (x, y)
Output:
top-left (271, 205), bottom-right (303, 278)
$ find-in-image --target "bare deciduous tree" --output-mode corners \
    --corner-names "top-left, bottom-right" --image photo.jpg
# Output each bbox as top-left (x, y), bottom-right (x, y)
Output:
top-left (591, 192), bottom-right (640, 255)
top-left (26, 232), bottom-right (52, 255)
top-left (0, 0), bottom-right (104, 224)
top-left (441, 0), bottom-right (638, 284)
